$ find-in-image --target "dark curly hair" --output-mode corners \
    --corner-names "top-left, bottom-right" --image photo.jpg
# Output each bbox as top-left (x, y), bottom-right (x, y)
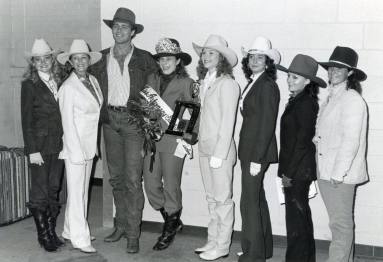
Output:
top-left (196, 53), bottom-right (233, 80)
top-left (241, 55), bottom-right (277, 82)
top-left (22, 55), bottom-right (66, 85)
top-left (347, 72), bottom-right (362, 94)
top-left (303, 81), bottom-right (320, 100)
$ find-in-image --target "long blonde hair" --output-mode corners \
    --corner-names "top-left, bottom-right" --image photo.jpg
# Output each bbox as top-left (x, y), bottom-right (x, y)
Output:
top-left (22, 55), bottom-right (66, 85)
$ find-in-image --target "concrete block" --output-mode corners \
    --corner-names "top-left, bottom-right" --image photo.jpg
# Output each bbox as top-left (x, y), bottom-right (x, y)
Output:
top-left (367, 155), bottom-right (383, 182)
top-left (359, 50), bottom-right (383, 77)
top-left (356, 181), bottom-right (383, 208)
top-left (368, 130), bottom-right (383, 156)
top-left (364, 23), bottom-right (383, 49)
top-left (368, 103), bottom-right (383, 130)
top-left (339, 0), bottom-right (383, 22)
top-left (362, 76), bottom-right (383, 103)
top-left (354, 205), bottom-right (383, 246)
top-left (285, 0), bottom-right (338, 23)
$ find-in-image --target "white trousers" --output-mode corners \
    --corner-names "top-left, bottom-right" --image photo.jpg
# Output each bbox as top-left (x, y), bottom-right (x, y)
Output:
top-left (199, 146), bottom-right (236, 252)
top-left (62, 159), bottom-right (93, 248)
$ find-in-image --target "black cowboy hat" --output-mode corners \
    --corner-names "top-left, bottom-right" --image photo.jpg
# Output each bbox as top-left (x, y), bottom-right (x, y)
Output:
top-left (153, 38), bottom-right (192, 66)
top-left (103, 8), bottom-right (144, 34)
top-left (319, 46), bottom-right (367, 81)
top-left (276, 54), bottom-right (327, 88)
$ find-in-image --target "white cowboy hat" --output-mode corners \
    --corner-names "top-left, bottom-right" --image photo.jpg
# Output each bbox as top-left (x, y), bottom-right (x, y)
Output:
top-left (241, 36), bottom-right (281, 64)
top-left (57, 39), bottom-right (101, 65)
top-left (192, 34), bottom-right (238, 67)
top-left (25, 38), bottom-right (58, 58)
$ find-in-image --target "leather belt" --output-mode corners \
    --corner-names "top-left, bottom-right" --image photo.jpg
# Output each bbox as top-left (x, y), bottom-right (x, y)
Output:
top-left (107, 105), bottom-right (129, 112)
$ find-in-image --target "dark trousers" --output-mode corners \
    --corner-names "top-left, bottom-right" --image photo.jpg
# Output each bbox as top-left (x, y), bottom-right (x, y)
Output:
top-left (28, 153), bottom-right (64, 216)
top-left (143, 151), bottom-right (185, 215)
top-left (239, 161), bottom-right (273, 262)
top-left (103, 109), bottom-right (144, 239)
top-left (284, 180), bottom-right (316, 262)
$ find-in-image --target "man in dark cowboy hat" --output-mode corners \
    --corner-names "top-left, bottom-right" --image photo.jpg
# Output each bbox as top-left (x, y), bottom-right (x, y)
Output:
top-left (90, 7), bottom-right (157, 253)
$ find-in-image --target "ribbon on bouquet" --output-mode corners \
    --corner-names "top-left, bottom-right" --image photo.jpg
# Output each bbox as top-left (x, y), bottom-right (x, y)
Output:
top-left (140, 86), bottom-right (193, 160)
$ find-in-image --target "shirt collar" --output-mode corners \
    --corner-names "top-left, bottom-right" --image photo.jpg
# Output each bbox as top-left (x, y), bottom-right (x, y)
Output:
top-left (251, 71), bottom-right (264, 81)
top-left (329, 81), bottom-right (347, 98)
top-left (38, 71), bottom-right (51, 82)
top-left (111, 43), bottom-right (134, 58)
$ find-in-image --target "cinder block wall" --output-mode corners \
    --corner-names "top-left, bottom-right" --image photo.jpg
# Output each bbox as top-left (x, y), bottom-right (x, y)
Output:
top-left (0, 0), bottom-right (101, 147)
top-left (101, 0), bottom-right (383, 246)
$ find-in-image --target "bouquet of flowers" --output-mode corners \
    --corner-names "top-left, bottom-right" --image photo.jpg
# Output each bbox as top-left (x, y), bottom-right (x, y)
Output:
top-left (126, 99), bottom-right (164, 171)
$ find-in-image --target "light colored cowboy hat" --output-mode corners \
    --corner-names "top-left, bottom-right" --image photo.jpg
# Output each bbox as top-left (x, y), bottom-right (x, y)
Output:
top-left (192, 34), bottom-right (238, 67)
top-left (276, 54), bottom-right (326, 88)
top-left (103, 7), bottom-right (144, 34)
top-left (57, 39), bottom-right (101, 65)
top-left (319, 46), bottom-right (367, 81)
top-left (241, 36), bottom-right (281, 64)
top-left (25, 38), bottom-right (58, 58)
top-left (153, 38), bottom-right (192, 65)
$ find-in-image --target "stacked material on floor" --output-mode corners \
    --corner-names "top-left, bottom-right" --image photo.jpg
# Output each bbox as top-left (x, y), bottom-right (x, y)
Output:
top-left (0, 146), bottom-right (30, 226)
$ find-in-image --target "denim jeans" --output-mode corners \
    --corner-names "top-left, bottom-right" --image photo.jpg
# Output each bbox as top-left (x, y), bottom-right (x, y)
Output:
top-left (103, 109), bottom-right (144, 238)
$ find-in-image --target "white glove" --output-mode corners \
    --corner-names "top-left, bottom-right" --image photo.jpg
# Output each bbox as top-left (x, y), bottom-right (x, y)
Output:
top-left (250, 162), bottom-right (261, 176)
top-left (29, 152), bottom-right (44, 165)
top-left (209, 156), bottom-right (223, 169)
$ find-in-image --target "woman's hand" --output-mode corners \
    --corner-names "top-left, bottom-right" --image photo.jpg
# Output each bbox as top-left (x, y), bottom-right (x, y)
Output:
top-left (209, 156), bottom-right (223, 169)
top-left (282, 175), bottom-right (293, 187)
top-left (330, 178), bottom-right (343, 188)
top-left (250, 162), bottom-right (261, 176)
top-left (29, 152), bottom-right (44, 165)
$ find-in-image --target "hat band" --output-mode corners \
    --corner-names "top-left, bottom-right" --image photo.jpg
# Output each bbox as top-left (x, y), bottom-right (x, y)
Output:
top-left (248, 49), bottom-right (267, 54)
top-left (328, 59), bottom-right (353, 68)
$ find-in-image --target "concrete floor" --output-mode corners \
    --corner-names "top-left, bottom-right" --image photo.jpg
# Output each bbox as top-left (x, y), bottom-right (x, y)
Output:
top-left (0, 185), bottom-right (377, 262)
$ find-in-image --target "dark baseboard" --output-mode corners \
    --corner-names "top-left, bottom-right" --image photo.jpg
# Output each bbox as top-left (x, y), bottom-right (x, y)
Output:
top-left (142, 221), bottom-right (383, 260)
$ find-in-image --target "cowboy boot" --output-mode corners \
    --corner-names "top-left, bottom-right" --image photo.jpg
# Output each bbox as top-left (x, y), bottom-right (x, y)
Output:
top-left (46, 209), bottom-right (65, 247)
top-left (153, 209), bottom-right (183, 250)
top-left (30, 208), bottom-right (57, 252)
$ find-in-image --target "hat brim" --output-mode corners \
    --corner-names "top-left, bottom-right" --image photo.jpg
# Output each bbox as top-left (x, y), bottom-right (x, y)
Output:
top-left (57, 51), bottom-right (102, 65)
top-left (318, 62), bottom-right (367, 81)
top-left (192, 43), bottom-right (238, 67)
top-left (103, 19), bottom-right (144, 34)
top-left (276, 64), bottom-right (327, 88)
top-left (153, 52), bottom-right (192, 66)
top-left (241, 47), bottom-right (281, 65)
top-left (25, 49), bottom-right (60, 59)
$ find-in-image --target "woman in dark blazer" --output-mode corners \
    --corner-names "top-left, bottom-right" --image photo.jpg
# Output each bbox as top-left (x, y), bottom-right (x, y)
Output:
top-left (21, 39), bottom-right (65, 252)
top-left (238, 36), bottom-right (280, 262)
top-left (142, 38), bottom-right (194, 251)
top-left (276, 54), bottom-right (326, 262)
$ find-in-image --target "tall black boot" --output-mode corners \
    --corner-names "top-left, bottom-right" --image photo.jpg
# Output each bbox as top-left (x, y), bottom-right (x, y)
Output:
top-left (30, 208), bottom-right (57, 252)
top-left (46, 209), bottom-right (65, 247)
top-left (153, 209), bottom-right (183, 251)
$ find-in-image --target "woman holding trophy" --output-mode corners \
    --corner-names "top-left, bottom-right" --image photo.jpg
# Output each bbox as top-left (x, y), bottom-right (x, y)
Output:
top-left (143, 37), bottom-right (194, 251)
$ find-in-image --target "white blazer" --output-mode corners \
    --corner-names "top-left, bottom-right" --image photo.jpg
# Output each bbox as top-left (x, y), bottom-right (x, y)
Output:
top-left (58, 72), bottom-right (103, 164)
top-left (198, 75), bottom-right (240, 160)
top-left (314, 85), bottom-right (368, 184)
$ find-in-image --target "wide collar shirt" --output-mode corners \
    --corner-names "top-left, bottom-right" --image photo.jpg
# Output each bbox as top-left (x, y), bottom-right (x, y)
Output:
top-left (200, 70), bottom-right (217, 106)
top-left (107, 44), bottom-right (134, 106)
top-left (38, 71), bottom-right (58, 101)
top-left (239, 71), bottom-right (263, 110)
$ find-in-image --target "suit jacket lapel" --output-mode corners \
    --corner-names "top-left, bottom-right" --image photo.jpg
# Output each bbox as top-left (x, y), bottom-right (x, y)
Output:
top-left (36, 78), bottom-right (59, 106)
top-left (71, 73), bottom-right (100, 107)
top-left (205, 75), bottom-right (223, 97)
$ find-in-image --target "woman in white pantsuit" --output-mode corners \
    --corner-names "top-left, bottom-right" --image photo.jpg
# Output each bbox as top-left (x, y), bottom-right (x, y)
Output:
top-left (192, 34), bottom-right (240, 261)
top-left (57, 39), bottom-right (103, 253)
